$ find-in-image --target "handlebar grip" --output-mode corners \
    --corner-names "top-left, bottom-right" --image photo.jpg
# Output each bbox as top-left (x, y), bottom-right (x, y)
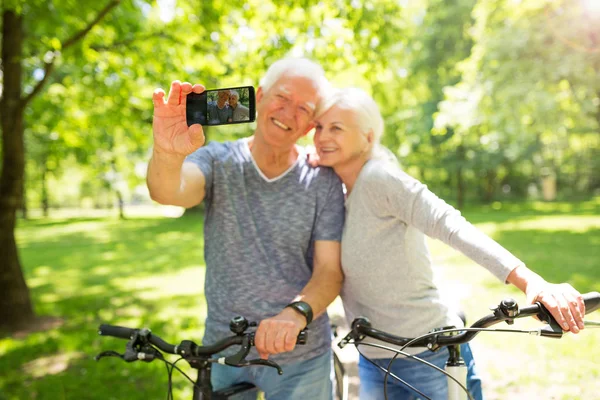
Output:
top-left (523, 291), bottom-right (600, 317)
top-left (583, 292), bottom-right (600, 314)
top-left (297, 329), bottom-right (308, 345)
top-left (98, 324), bottom-right (136, 339)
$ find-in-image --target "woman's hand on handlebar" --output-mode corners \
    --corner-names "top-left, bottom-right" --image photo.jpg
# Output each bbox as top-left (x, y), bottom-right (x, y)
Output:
top-left (527, 282), bottom-right (585, 334)
top-left (507, 265), bottom-right (585, 334)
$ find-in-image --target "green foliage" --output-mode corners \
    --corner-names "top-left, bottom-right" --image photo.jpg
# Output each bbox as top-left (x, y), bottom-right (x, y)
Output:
top-left (5, 0), bottom-right (600, 207)
top-left (435, 0), bottom-right (600, 201)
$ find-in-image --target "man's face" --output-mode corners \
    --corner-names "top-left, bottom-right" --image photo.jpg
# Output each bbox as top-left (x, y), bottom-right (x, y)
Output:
top-left (255, 75), bottom-right (320, 149)
top-left (217, 91), bottom-right (229, 105)
top-left (229, 95), bottom-right (239, 109)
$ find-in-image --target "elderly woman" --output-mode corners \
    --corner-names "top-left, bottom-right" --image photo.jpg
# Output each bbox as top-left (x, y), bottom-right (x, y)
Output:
top-left (313, 88), bottom-right (585, 400)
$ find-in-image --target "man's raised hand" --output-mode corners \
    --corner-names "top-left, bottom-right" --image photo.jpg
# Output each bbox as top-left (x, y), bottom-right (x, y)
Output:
top-left (152, 81), bottom-right (206, 157)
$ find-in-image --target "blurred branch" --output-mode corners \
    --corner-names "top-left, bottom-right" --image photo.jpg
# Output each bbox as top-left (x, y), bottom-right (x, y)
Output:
top-left (21, 0), bottom-right (121, 108)
top-left (89, 32), bottom-right (178, 52)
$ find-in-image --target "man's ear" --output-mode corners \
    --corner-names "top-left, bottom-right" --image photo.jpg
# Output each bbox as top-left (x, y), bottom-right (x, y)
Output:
top-left (256, 87), bottom-right (263, 104)
top-left (302, 121), bottom-right (316, 137)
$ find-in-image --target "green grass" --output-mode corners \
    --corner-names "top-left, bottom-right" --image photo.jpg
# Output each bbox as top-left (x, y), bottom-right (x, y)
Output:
top-left (429, 198), bottom-right (600, 400)
top-left (1, 213), bottom-right (208, 400)
top-left (1, 199), bottom-right (599, 399)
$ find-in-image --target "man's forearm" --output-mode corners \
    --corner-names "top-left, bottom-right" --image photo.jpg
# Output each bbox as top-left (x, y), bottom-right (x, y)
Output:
top-left (147, 150), bottom-right (187, 206)
top-left (293, 267), bottom-right (343, 320)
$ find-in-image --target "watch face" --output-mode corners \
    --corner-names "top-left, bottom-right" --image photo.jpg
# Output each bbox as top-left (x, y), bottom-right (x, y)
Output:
top-left (295, 302), bottom-right (309, 314)
top-left (290, 301), bottom-right (313, 324)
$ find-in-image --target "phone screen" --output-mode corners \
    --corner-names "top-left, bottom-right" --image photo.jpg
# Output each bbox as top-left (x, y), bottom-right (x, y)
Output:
top-left (186, 86), bottom-right (256, 127)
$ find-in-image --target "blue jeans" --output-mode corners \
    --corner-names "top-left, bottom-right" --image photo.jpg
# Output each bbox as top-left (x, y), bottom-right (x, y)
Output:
top-left (359, 343), bottom-right (483, 400)
top-left (211, 350), bottom-right (333, 399)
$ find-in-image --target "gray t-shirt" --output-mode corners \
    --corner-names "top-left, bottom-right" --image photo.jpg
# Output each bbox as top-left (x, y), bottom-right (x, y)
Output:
top-left (207, 101), bottom-right (233, 124)
top-left (341, 159), bottom-right (522, 357)
top-left (186, 138), bottom-right (345, 364)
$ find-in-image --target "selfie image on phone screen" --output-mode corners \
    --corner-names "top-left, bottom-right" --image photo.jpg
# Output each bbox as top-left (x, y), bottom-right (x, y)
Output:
top-left (186, 86), bottom-right (256, 127)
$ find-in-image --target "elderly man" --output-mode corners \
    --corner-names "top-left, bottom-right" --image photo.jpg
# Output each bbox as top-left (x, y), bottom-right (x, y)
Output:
top-left (147, 58), bottom-right (344, 399)
top-left (229, 89), bottom-right (251, 121)
top-left (207, 89), bottom-right (233, 124)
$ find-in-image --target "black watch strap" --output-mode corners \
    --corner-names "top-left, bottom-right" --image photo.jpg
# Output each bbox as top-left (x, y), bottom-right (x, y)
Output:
top-left (285, 301), bottom-right (313, 326)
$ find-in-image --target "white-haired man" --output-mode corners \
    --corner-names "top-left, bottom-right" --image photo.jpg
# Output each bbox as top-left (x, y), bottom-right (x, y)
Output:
top-left (229, 90), bottom-right (250, 121)
top-left (147, 58), bottom-right (344, 399)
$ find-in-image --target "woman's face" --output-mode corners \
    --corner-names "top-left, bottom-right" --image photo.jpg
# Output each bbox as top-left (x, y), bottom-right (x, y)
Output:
top-left (314, 105), bottom-right (370, 168)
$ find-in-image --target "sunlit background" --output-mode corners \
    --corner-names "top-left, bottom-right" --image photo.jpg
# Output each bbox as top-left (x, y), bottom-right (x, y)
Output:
top-left (1, 0), bottom-right (599, 399)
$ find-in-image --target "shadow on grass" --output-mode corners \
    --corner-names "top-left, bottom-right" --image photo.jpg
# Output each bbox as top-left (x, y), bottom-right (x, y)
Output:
top-left (460, 198), bottom-right (600, 225)
top-left (2, 214), bottom-right (209, 399)
top-left (3, 206), bottom-right (599, 399)
top-left (485, 227), bottom-right (600, 294)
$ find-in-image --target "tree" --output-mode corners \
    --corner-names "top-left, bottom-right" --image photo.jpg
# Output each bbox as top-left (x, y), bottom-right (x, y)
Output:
top-left (0, 0), bottom-right (120, 332)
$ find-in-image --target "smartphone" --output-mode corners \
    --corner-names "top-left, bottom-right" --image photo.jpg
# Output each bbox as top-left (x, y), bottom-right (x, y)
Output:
top-left (186, 86), bottom-right (256, 127)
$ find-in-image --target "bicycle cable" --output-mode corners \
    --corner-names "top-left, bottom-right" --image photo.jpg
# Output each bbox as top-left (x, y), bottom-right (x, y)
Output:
top-left (155, 355), bottom-right (200, 395)
top-left (383, 345), bottom-right (473, 400)
top-left (353, 340), bottom-right (474, 400)
top-left (353, 343), bottom-right (431, 400)
top-left (399, 327), bottom-right (543, 353)
top-left (351, 326), bottom-right (544, 400)
top-left (164, 361), bottom-right (173, 400)
top-left (166, 357), bottom-right (186, 400)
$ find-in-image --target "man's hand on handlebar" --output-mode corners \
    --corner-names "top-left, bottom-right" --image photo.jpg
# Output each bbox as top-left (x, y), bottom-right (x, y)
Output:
top-left (254, 308), bottom-right (306, 360)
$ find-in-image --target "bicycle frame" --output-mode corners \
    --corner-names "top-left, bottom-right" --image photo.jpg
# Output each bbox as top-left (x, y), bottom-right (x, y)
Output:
top-left (188, 358), bottom-right (256, 400)
top-left (445, 344), bottom-right (468, 400)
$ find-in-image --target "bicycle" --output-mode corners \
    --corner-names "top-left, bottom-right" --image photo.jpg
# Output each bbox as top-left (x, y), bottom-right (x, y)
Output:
top-left (332, 324), bottom-right (349, 400)
top-left (95, 315), bottom-right (307, 399)
top-left (337, 291), bottom-right (600, 400)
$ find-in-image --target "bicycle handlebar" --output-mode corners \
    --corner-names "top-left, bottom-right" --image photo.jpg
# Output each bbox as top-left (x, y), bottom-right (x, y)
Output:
top-left (342, 291), bottom-right (600, 350)
top-left (99, 324), bottom-right (178, 353)
top-left (98, 324), bottom-right (307, 356)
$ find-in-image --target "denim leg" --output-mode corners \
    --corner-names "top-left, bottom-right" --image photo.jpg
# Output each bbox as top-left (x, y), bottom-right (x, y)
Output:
top-left (358, 349), bottom-right (449, 400)
top-left (211, 363), bottom-right (258, 400)
top-left (460, 343), bottom-right (484, 400)
top-left (254, 350), bottom-right (334, 400)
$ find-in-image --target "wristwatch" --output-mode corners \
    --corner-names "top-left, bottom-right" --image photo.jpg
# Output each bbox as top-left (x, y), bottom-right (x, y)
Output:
top-left (285, 301), bottom-right (313, 326)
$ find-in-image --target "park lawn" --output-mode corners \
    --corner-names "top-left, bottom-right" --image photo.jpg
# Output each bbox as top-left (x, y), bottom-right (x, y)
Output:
top-left (1, 211), bottom-right (209, 400)
top-left (430, 199), bottom-right (600, 400)
top-left (1, 199), bottom-right (599, 400)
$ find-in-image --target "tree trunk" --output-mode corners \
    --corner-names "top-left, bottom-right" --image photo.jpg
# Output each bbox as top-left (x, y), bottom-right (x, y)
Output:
top-left (21, 175), bottom-right (28, 219)
top-left (481, 169), bottom-right (497, 203)
top-left (456, 144), bottom-right (465, 209)
top-left (42, 162), bottom-right (49, 217)
top-left (596, 89), bottom-right (600, 135)
top-left (0, 2), bottom-right (120, 332)
top-left (0, 10), bottom-right (35, 331)
top-left (115, 190), bottom-right (125, 219)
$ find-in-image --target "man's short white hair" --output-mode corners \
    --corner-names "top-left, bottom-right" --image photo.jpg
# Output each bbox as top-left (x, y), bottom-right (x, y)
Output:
top-left (229, 90), bottom-right (239, 99)
top-left (259, 58), bottom-right (330, 98)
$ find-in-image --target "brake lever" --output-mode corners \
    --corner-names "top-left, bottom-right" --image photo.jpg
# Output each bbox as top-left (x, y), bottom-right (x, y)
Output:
top-left (222, 335), bottom-right (252, 365)
top-left (534, 301), bottom-right (564, 339)
top-left (95, 350), bottom-right (124, 361)
top-left (339, 318), bottom-right (370, 349)
top-left (245, 358), bottom-right (284, 375)
top-left (338, 331), bottom-right (356, 349)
